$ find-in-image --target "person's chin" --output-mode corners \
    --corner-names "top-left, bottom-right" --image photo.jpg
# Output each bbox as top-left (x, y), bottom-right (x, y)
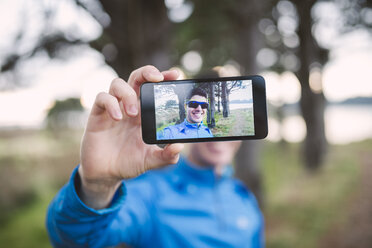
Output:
top-left (203, 155), bottom-right (229, 167)
top-left (190, 118), bottom-right (202, 123)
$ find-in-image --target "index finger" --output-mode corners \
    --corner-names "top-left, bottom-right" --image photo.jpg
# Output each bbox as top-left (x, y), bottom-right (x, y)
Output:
top-left (161, 69), bottom-right (180, 81)
top-left (127, 65), bottom-right (164, 96)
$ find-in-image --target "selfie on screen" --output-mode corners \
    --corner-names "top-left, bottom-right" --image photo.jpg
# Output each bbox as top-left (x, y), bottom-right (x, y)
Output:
top-left (155, 80), bottom-right (255, 140)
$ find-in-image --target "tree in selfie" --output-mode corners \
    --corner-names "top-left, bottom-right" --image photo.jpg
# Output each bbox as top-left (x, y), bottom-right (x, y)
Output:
top-left (220, 80), bottom-right (244, 118)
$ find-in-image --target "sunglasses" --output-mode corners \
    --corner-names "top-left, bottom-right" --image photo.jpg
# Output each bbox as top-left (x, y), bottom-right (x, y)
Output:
top-left (187, 101), bottom-right (209, 109)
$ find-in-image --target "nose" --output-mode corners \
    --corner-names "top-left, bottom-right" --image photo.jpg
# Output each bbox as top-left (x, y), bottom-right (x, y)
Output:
top-left (195, 104), bottom-right (202, 111)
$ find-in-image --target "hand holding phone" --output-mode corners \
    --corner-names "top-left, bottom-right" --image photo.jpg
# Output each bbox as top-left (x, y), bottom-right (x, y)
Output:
top-left (78, 66), bottom-right (184, 209)
top-left (140, 76), bottom-right (268, 144)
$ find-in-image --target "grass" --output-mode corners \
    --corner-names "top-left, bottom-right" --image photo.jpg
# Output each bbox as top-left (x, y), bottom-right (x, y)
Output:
top-left (0, 191), bottom-right (55, 248)
top-left (212, 109), bottom-right (254, 137)
top-left (211, 111), bottom-right (232, 136)
top-left (261, 140), bottom-right (371, 248)
top-left (0, 128), bottom-right (370, 247)
top-left (0, 129), bottom-right (82, 248)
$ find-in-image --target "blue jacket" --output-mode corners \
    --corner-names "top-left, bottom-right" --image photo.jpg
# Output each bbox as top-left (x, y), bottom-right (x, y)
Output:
top-left (157, 119), bottom-right (213, 140)
top-left (46, 156), bottom-right (264, 248)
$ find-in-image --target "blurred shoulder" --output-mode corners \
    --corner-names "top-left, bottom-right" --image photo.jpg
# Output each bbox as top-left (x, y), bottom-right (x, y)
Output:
top-left (229, 178), bottom-right (260, 206)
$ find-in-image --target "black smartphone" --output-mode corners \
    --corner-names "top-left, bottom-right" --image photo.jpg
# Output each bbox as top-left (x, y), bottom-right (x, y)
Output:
top-left (140, 75), bottom-right (267, 144)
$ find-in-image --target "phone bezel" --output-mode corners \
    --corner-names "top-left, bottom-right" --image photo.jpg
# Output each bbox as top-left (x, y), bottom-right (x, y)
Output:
top-left (140, 75), bottom-right (268, 144)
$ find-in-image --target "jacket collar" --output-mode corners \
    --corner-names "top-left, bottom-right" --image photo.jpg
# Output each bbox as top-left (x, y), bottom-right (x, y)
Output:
top-left (182, 119), bottom-right (205, 129)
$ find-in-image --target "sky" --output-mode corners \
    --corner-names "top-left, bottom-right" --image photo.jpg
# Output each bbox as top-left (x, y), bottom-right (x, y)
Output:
top-left (0, 0), bottom-right (372, 135)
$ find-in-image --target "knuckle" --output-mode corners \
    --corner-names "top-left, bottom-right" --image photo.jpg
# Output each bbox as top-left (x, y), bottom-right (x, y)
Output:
top-left (125, 86), bottom-right (137, 98)
top-left (128, 69), bottom-right (140, 81)
top-left (115, 82), bottom-right (136, 100)
top-left (111, 77), bottom-right (125, 84)
top-left (143, 65), bottom-right (157, 71)
top-left (96, 92), bottom-right (116, 105)
top-left (96, 92), bottom-right (107, 100)
top-left (110, 78), bottom-right (124, 90)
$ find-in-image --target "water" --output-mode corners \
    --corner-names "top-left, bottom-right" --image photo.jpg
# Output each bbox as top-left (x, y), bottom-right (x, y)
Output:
top-left (267, 104), bottom-right (372, 144)
top-left (229, 103), bottom-right (253, 110)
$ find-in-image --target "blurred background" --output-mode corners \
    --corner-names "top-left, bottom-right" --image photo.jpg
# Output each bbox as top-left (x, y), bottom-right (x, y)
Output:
top-left (0, 0), bottom-right (371, 247)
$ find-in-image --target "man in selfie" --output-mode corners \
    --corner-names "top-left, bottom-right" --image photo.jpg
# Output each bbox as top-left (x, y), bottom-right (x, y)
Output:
top-left (157, 87), bottom-right (214, 140)
top-left (46, 66), bottom-right (264, 248)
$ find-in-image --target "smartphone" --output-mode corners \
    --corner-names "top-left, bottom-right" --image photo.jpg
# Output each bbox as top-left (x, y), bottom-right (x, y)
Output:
top-left (140, 75), bottom-right (267, 144)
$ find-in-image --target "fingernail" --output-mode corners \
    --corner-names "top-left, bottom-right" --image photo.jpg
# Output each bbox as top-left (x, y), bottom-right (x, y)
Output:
top-left (127, 104), bottom-right (138, 115)
top-left (150, 70), bottom-right (164, 81)
top-left (114, 110), bottom-right (123, 119)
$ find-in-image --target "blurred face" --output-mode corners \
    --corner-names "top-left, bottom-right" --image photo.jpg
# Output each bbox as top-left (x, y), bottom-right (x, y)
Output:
top-left (188, 141), bottom-right (242, 168)
top-left (186, 95), bottom-right (208, 124)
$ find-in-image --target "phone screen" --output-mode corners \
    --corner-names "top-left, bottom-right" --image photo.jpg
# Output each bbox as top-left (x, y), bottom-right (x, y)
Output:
top-left (140, 76), bottom-right (267, 144)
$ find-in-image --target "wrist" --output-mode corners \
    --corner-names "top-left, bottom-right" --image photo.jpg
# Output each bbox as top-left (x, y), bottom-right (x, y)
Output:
top-left (77, 166), bottom-right (122, 209)
top-left (78, 165), bottom-right (121, 189)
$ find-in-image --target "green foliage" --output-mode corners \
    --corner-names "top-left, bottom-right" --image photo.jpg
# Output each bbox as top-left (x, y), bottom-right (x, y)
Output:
top-left (46, 98), bottom-right (85, 129)
top-left (165, 100), bottom-right (178, 108)
top-left (47, 98), bottom-right (83, 118)
top-left (0, 192), bottom-right (54, 248)
top-left (172, 0), bottom-right (238, 70)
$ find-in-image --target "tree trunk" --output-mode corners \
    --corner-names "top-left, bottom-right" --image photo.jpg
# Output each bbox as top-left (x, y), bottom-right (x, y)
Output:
top-left (217, 83), bottom-right (221, 112)
top-left (235, 140), bottom-right (263, 205)
top-left (230, 0), bottom-right (265, 207)
top-left (176, 96), bottom-right (186, 124)
top-left (207, 82), bottom-right (216, 128)
top-left (226, 93), bottom-right (230, 116)
top-left (173, 85), bottom-right (188, 124)
top-left (97, 0), bottom-right (171, 78)
top-left (221, 82), bottom-right (229, 118)
top-left (292, 0), bottom-right (328, 170)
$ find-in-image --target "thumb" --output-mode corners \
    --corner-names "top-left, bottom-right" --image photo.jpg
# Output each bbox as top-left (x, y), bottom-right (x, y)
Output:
top-left (162, 143), bottom-right (184, 163)
top-left (148, 144), bottom-right (184, 169)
